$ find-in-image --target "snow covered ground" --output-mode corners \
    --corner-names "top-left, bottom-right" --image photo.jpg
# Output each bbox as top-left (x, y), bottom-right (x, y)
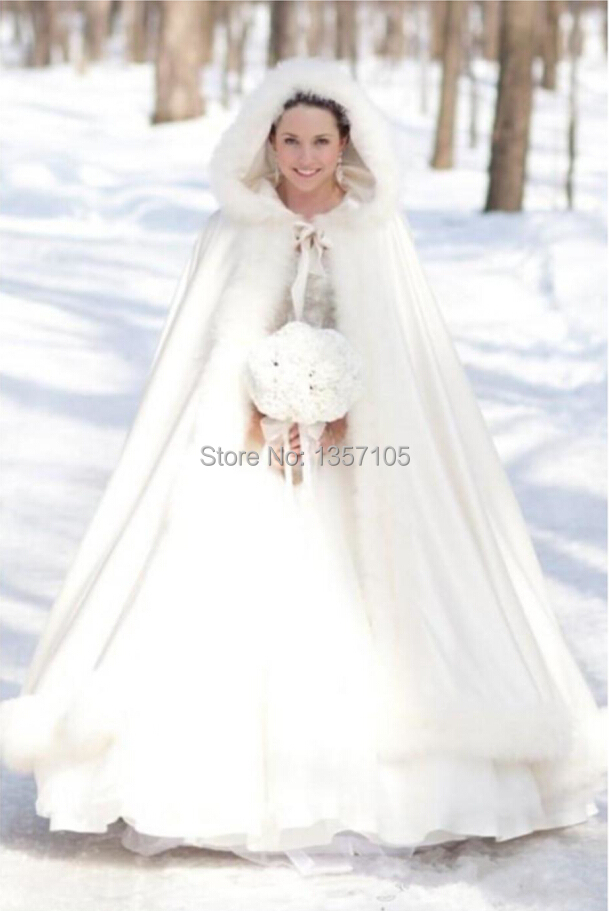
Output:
top-left (0, 13), bottom-right (607, 911)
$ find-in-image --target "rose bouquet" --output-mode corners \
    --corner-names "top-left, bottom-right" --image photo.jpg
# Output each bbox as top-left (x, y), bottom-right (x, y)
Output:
top-left (245, 320), bottom-right (363, 497)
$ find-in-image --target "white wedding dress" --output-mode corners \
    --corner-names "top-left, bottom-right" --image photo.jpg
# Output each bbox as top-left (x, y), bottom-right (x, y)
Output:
top-left (30, 238), bottom-right (601, 876)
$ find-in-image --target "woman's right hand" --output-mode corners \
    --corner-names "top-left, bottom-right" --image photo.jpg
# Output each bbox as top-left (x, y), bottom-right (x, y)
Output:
top-left (269, 422), bottom-right (302, 473)
top-left (247, 405), bottom-right (265, 448)
top-left (248, 407), bottom-right (301, 474)
top-left (288, 422), bottom-right (301, 455)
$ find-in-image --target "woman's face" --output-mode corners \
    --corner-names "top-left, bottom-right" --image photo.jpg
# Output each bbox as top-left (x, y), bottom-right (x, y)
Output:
top-left (270, 104), bottom-right (347, 195)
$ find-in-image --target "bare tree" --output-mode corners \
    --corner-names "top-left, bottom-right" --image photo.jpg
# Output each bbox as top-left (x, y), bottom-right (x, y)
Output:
top-left (430, 0), bottom-right (466, 169)
top-left (541, 0), bottom-right (563, 90)
top-left (26, 0), bottom-right (55, 66)
top-left (24, 0), bottom-right (70, 66)
top-left (220, 0), bottom-right (253, 104)
top-left (267, 0), bottom-right (299, 66)
top-left (123, 0), bottom-right (149, 63)
top-left (484, 0), bottom-right (536, 211)
top-left (82, 0), bottom-right (112, 63)
top-left (565, 0), bottom-right (582, 208)
top-left (416, 0), bottom-right (430, 114)
top-left (377, 0), bottom-right (407, 62)
top-left (464, 1), bottom-right (479, 147)
top-left (481, 0), bottom-right (500, 60)
top-left (199, 0), bottom-right (216, 66)
top-left (153, 0), bottom-right (204, 124)
top-left (334, 0), bottom-right (357, 73)
top-left (306, 0), bottom-right (327, 56)
top-left (429, 0), bottom-right (448, 60)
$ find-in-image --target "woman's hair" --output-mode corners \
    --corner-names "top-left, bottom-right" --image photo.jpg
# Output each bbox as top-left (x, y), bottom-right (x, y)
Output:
top-left (268, 90), bottom-right (351, 142)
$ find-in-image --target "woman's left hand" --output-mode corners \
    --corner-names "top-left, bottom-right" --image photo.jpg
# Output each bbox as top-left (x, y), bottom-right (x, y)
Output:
top-left (318, 414), bottom-right (348, 452)
top-left (288, 415), bottom-right (348, 462)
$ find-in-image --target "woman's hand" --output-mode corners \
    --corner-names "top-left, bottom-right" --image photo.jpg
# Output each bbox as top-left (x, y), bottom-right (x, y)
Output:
top-left (288, 422), bottom-right (301, 455)
top-left (246, 405), bottom-right (266, 448)
top-left (247, 408), bottom-right (300, 474)
top-left (249, 410), bottom-right (348, 474)
top-left (286, 415), bottom-right (348, 462)
top-left (318, 414), bottom-right (348, 453)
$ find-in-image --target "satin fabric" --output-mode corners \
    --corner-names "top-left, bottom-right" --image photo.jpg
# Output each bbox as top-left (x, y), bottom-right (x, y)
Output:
top-left (1, 57), bottom-right (605, 876)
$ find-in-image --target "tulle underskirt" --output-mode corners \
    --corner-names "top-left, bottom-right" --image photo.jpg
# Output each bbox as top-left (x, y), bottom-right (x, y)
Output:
top-left (38, 758), bottom-right (599, 875)
top-left (31, 451), bottom-right (603, 874)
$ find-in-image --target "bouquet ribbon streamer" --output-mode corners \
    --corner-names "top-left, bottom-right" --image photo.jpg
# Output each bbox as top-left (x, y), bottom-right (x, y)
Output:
top-left (260, 221), bottom-right (334, 505)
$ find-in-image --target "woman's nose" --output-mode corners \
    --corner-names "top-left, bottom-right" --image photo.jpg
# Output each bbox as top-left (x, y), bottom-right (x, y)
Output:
top-left (297, 148), bottom-right (317, 163)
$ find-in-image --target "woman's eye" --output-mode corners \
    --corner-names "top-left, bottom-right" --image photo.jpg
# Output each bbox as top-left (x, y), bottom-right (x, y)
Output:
top-left (284, 138), bottom-right (329, 145)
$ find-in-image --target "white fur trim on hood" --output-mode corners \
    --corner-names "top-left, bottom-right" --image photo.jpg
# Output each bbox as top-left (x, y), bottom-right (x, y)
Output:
top-left (208, 56), bottom-right (402, 228)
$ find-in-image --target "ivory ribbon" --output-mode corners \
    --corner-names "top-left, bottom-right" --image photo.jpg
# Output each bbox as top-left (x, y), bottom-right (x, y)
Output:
top-left (290, 220), bottom-right (332, 320)
top-left (259, 221), bottom-right (333, 505)
top-left (260, 415), bottom-right (327, 507)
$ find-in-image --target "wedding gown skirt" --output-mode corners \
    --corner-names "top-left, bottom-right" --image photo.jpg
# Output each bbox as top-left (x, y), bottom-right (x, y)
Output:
top-left (32, 437), bottom-right (600, 875)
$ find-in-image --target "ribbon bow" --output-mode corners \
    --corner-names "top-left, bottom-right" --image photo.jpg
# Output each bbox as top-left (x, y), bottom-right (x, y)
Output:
top-left (290, 220), bottom-right (333, 320)
top-left (257, 221), bottom-right (332, 507)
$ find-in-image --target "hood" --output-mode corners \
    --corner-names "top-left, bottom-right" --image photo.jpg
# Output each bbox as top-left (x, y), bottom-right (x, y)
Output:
top-left (208, 57), bottom-right (402, 229)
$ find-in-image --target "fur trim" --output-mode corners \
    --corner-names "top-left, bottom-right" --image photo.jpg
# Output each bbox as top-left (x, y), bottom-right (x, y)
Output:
top-left (0, 675), bottom-right (125, 774)
top-left (189, 213), bottom-right (607, 774)
top-left (208, 56), bottom-right (402, 228)
top-left (0, 694), bottom-right (59, 774)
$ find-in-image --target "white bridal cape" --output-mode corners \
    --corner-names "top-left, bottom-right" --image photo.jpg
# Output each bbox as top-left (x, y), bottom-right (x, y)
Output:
top-left (1, 57), bottom-right (605, 875)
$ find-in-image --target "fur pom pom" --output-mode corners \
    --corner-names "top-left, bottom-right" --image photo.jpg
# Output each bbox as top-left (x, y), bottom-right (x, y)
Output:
top-left (0, 675), bottom-right (125, 774)
top-left (0, 694), bottom-right (59, 774)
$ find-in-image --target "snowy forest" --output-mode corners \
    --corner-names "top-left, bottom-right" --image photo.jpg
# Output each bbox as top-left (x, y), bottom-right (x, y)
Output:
top-left (0, 2), bottom-right (607, 910)
top-left (1, 0), bottom-right (608, 209)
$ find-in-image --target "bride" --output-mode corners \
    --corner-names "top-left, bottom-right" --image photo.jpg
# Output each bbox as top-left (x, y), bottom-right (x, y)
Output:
top-left (1, 57), bottom-right (605, 877)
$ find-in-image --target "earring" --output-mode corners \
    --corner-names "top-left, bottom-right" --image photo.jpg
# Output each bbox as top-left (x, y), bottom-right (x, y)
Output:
top-left (335, 152), bottom-right (345, 188)
top-left (271, 152), bottom-right (281, 187)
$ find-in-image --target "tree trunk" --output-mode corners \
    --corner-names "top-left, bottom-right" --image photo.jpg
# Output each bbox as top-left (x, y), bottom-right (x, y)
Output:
top-left (52, 0), bottom-right (70, 62)
top-left (429, 0), bottom-right (448, 60)
top-left (464, 1), bottom-right (479, 147)
top-left (334, 0), bottom-right (357, 73)
top-left (199, 0), bottom-right (215, 66)
top-left (153, 0), bottom-right (204, 124)
top-left (82, 0), bottom-right (112, 63)
top-left (417, 0), bottom-right (430, 114)
top-left (306, 0), bottom-right (326, 56)
top-left (541, 0), bottom-right (563, 90)
top-left (27, 0), bottom-right (55, 66)
top-left (378, 0), bottom-right (407, 61)
top-left (124, 0), bottom-right (149, 63)
top-left (565, 0), bottom-right (582, 209)
top-left (482, 0), bottom-right (500, 60)
top-left (484, 0), bottom-right (536, 211)
top-left (267, 0), bottom-right (299, 66)
top-left (430, 0), bottom-right (466, 169)
top-left (221, 0), bottom-right (253, 104)
top-left (481, 0), bottom-right (500, 60)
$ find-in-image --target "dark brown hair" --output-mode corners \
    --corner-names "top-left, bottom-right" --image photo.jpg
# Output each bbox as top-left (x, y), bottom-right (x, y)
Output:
top-left (268, 90), bottom-right (351, 142)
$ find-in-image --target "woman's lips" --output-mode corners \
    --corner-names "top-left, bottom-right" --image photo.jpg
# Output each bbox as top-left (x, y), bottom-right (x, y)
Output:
top-left (293, 168), bottom-right (321, 178)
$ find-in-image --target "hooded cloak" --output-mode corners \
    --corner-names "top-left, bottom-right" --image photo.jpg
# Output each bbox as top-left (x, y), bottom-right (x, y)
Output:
top-left (1, 58), bottom-right (605, 811)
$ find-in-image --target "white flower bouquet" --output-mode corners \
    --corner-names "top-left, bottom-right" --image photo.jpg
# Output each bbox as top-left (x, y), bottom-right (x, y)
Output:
top-left (245, 320), bottom-right (364, 495)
